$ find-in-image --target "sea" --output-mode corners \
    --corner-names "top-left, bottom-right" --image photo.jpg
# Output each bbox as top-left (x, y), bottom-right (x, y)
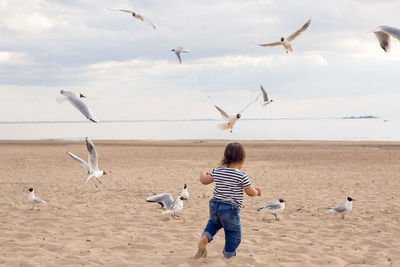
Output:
top-left (0, 117), bottom-right (399, 141)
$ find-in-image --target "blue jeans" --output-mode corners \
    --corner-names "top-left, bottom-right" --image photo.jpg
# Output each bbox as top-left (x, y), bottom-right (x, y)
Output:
top-left (202, 199), bottom-right (241, 258)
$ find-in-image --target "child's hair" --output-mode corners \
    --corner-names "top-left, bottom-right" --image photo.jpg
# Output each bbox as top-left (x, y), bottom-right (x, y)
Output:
top-left (220, 142), bottom-right (246, 166)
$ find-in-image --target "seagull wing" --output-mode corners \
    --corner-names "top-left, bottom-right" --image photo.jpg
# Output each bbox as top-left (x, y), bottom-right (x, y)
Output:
top-left (86, 138), bottom-right (99, 172)
top-left (332, 205), bottom-right (347, 212)
top-left (287, 19), bottom-right (311, 42)
top-left (146, 193), bottom-right (174, 209)
top-left (107, 8), bottom-right (134, 14)
top-left (380, 25), bottom-right (400, 41)
top-left (175, 51), bottom-right (182, 63)
top-left (141, 16), bottom-right (156, 29)
top-left (67, 95), bottom-right (98, 123)
top-left (67, 152), bottom-right (90, 174)
top-left (239, 94), bottom-right (259, 114)
top-left (374, 31), bottom-right (391, 52)
top-left (258, 202), bottom-right (280, 211)
top-left (260, 85), bottom-right (269, 102)
top-left (214, 104), bottom-right (230, 120)
top-left (258, 41), bottom-right (281, 47)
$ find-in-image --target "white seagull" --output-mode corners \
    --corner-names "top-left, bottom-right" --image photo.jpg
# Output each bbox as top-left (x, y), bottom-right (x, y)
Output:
top-left (28, 188), bottom-right (47, 210)
top-left (257, 19), bottom-right (311, 53)
top-left (208, 96), bottom-right (258, 133)
top-left (107, 8), bottom-right (156, 29)
top-left (260, 84), bottom-right (273, 106)
top-left (373, 25), bottom-right (400, 52)
top-left (328, 197), bottom-right (354, 219)
top-left (67, 138), bottom-right (107, 187)
top-left (171, 47), bottom-right (189, 64)
top-left (146, 184), bottom-right (189, 209)
top-left (57, 90), bottom-right (98, 123)
top-left (257, 199), bottom-right (286, 220)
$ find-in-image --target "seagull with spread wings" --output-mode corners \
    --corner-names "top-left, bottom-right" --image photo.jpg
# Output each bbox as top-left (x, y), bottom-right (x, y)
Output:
top-left (67, 138), bottom-right (107, 187)
top-left (260, 84), bottom-right (273, 106)
top-left (373, 25), bottom-right (400, 52)
top-left (172, 47), bottom-right (189, 64)
top-left (257, 19), bottom-right (311, 53)
top-left (209, 95), bottom-right (259, 133)
top-left (57, 90), bottom-right (98, 123)
top-left (107, 8), bottom-right (156, 29)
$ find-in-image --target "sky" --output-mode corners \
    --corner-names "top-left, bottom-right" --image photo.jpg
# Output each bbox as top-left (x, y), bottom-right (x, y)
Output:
top-left (1, 0), bottom-right (400, 123)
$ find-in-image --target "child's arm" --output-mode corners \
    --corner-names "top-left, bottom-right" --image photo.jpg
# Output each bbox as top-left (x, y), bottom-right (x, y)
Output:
top-left (244, 186), bottom-right (262, 197)
top-left (199, 171), bottom-right (214, 185)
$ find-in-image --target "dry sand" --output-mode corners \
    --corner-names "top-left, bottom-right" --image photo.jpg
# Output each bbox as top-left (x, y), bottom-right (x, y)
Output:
top-left (0, 140), bottom-right (399, 266)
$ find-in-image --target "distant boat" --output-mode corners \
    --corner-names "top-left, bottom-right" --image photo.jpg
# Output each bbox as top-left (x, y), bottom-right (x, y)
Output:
top-left (342, 115), bottom-right (378, 119)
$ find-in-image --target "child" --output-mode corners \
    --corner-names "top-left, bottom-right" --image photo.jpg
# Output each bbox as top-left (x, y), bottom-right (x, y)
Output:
top-left (193, 142), bottom-right (261, 259)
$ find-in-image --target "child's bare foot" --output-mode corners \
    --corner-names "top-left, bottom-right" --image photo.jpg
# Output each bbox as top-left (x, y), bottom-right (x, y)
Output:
top-left (192, 235), bottom-right (208, 259)
top-left (192, 248), bottom-right (207, 259)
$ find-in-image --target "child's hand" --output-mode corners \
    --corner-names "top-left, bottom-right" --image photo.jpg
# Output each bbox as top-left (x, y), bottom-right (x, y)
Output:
top-left (255, 187), bottom-right (262, 196)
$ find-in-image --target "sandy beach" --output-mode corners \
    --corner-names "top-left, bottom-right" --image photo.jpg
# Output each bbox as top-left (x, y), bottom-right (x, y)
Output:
top-left (0, 140), bottom-right (399, 266)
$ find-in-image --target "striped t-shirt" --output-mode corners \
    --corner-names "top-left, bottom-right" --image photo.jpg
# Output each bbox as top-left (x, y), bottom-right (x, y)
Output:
top-left (209, 167), bottom-right (251, 208)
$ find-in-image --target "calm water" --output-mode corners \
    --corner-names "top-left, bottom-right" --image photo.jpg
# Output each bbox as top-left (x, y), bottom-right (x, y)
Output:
top-left (0, 118), bottom-right (398, 141)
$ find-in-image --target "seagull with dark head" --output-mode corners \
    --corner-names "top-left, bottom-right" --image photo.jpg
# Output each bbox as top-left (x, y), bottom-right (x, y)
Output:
top-left (328, 196), bottom-right (354, 219)
top-left (257, 199), bottom-right (286, 220)
top-left (28, 188), bottom-right (47, 211)
top-left (67, 138), bottom-right (107, 187)
top-left (257, 19), bottom-right (311, 53)
top-left (107, 8), bottom-right (156, 29)
top-left (56, 90), bottom-right (98, 123)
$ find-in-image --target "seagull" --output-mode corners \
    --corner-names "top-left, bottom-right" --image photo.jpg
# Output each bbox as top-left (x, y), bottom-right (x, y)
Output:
top-left (171, 47), bottom-right (189, 64)
top-left (208, 95), bottom-right (258, 133)
top-left (257, 199), bottom-right (285, 220)
top-left (146, 184), bottom-right (189, 209)
top-left (373, 25), bottom-right (400, 52)
top-left (328, 197), bottom-right (354, 219)
top-left (180, 184), bottom-right (189, 200)
top-left (260, 84), bottom-right (273, 106)
top-left (56, 90), bottom-right (98, 123)
top-left (67, 138), bottom-right (107, 187)
top-left (28, 188), bottom-right (46, 210)
top-left (107, 8), bottom-right (156, 29)
top-left (162, 196), bottom-right (184, 219)
top-left (257, 19), bottom-right (311, 53)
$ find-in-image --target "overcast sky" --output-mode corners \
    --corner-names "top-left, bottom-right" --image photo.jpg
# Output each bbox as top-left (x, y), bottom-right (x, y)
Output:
top-left (1, 0), bottom-right (400, 122)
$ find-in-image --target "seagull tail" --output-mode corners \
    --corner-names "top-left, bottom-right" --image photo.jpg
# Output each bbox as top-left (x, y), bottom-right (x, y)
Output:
top-left (162, 210), bottom-right (173, 215)
top-left (327, 208), bottom-right (335, 212)
top-left (217, 123), bottom-right (231, 131)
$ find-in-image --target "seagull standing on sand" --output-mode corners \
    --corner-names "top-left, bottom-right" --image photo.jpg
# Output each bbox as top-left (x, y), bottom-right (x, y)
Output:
top-left (172, 47), bottom-right (189, 64)
top-left (373, 25), bottom-right (400, 52)
top-left (107, 8), bottom-right (156, 29)
top-left (57, 90), bottom-right (98, 123)
top-left (28, 188), bottom-right (46, 210)
top-left (257, 199), bottom-right (286, 220)
top-left (257, 19), bottom-right (311, 53)
top-left (260, 85), bottom-right (273, 106)
top-left (208, 96), bottom-right (258, 133)
top-left (67, 138), bottom-right (107, 187)
top-left (328, 197), bottom-right (354, 219)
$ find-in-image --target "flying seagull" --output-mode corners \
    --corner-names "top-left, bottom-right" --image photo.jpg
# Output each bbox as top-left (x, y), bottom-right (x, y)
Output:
top-left (373, 25), bottom-right (400, 52)
top-left (107, 8), bottom-right (156, 29)
top-left (67, 138), bottom-right (107, 187)
top-left (257, 19), bottom-right (311, 53)
top-left (208, 95), bottom-right (258, 133)
top-left (28, 188), bottom-right (46, 210)
top-left (260, 84), bottom-right (273, 106)
top-left (171, 47), bottom-right (189, 64)
top-left (257, 199), bottom-right (286, 220)
top-left (57, 90), bottom-right (98, 123)
top-left (328, 197), bottom-right (354, 219)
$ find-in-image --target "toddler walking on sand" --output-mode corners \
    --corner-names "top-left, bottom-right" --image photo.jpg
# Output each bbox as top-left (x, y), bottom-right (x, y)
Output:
top-left (193, 142), bottom-right (261, 259)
